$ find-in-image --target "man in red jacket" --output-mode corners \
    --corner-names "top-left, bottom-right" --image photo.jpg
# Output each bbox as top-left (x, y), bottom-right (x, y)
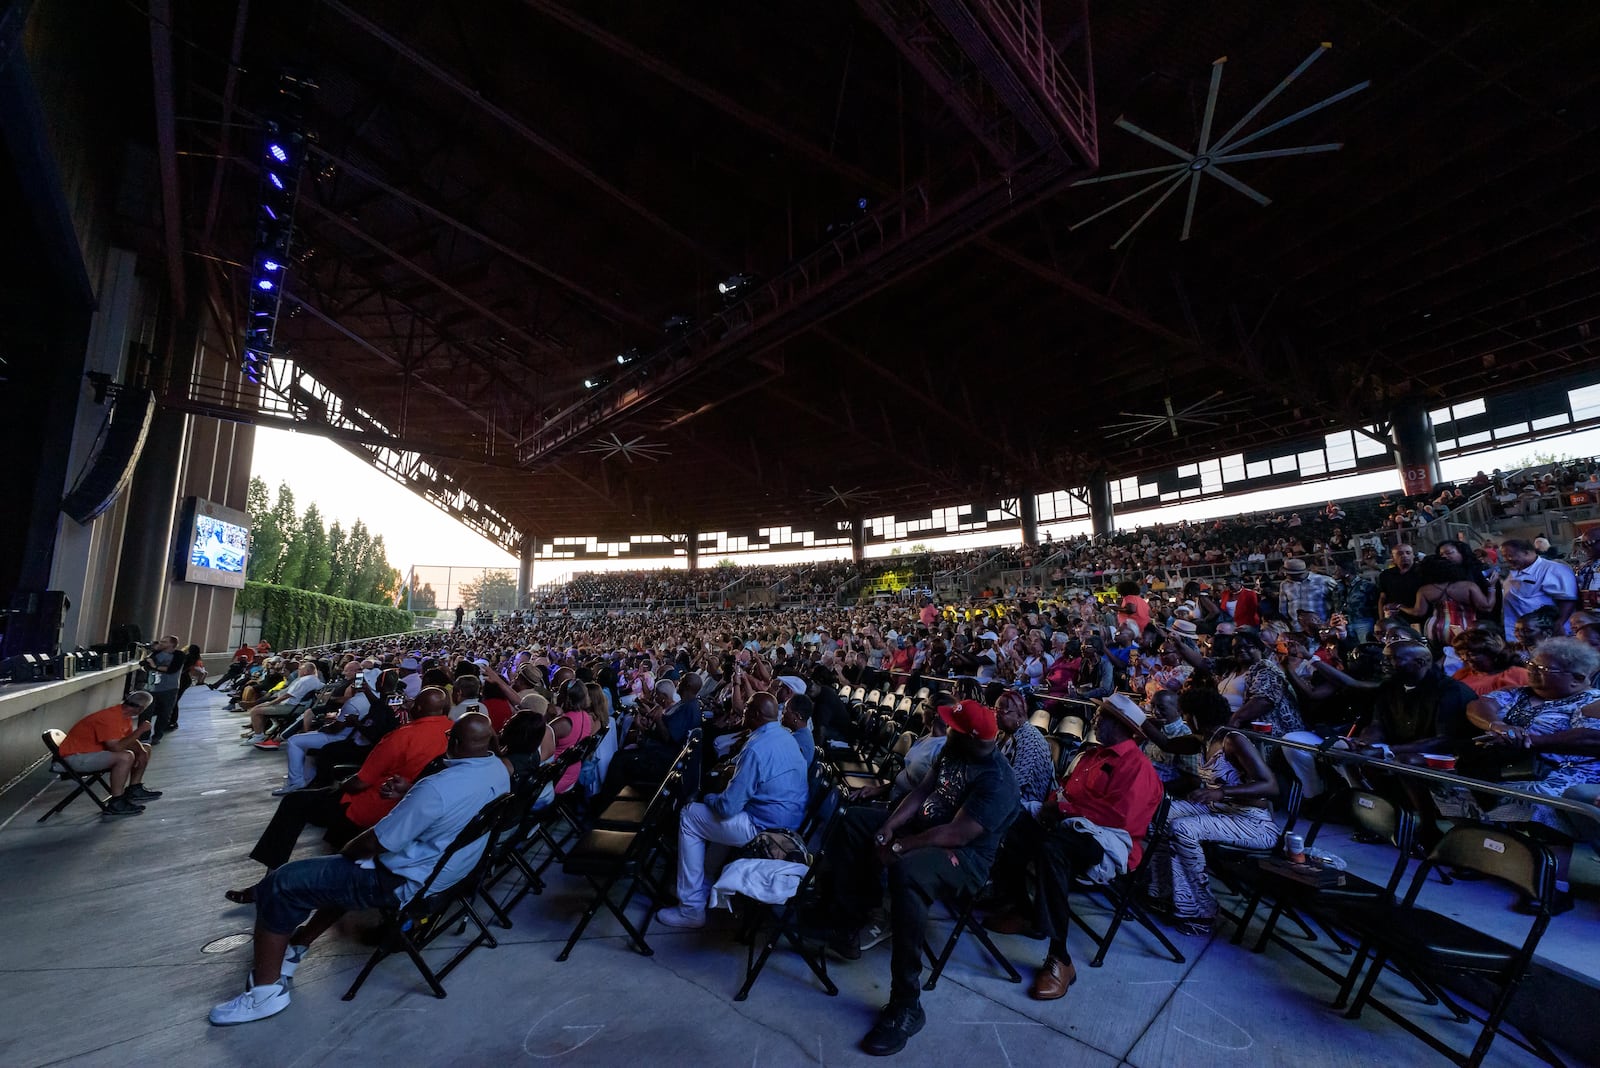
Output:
top-left (993, 694), bottom-right (1163, 1002)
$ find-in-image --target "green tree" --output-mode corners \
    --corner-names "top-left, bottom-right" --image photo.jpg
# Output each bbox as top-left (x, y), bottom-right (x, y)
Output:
top-left (458, 569), bottom-right (518, 612)
top-left (344, 521), bottom-right (374, 601)
top-left (296, 505), bottom-right (332, 594)
top-left (410, 580), bottom-right (439, 611)
top-left (265, 482), bottom-right (298, 583)
top-left (323, 521), bottom-right (348, 598)
top-left (245, 476), bottom-right (281, 582)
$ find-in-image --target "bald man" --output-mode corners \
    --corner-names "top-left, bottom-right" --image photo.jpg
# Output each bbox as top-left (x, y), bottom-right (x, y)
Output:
top-left (211, 711), bottom-right (509, 1026)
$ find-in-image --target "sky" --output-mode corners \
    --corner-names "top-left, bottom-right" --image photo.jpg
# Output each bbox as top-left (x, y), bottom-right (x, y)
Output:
top-left (249, 423), bottom-right (1600, 586)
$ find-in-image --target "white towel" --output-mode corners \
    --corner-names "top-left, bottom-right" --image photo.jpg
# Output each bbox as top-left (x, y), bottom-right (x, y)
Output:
top-left (708, 859), bottom-right (810, 909)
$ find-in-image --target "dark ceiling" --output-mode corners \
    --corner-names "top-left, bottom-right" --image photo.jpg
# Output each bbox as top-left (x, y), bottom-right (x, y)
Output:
top-left (158, 0), bottom-right (1600, 540)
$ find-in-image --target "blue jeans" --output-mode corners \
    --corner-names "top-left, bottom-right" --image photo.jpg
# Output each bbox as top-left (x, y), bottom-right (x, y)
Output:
top-left (1348, 618), bottom-right (1375, 642)
top-left (256, 855), bottom-right (403, 936)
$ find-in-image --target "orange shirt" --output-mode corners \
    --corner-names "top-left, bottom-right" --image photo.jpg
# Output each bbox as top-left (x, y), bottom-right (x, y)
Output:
top-left (1452, 665), bottom-right (1530, 697)
top-left (58, 705), bottom-right (136, 758)
top-left (342, 715), bottom-right (453, 827)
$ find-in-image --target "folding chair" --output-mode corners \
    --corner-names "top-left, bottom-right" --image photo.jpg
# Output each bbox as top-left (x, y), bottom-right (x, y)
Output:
top-left (733, 771), bottom-right (846, 1001)
top-left (37, 730), bottom-right (112, 822)
top-left (342, 792), bottom-right (518, 1000)
top-left (1068, 795), bottom-right (1186, 967)
top-left (1341, 823), bottom-right (1565, 1068)
top-left (481, 760), bottom-right (568, 920)
top-left (920, 807), bottom-right (1023, 991)
top-left (555, 732), bottom-right (698, 962)
top-left (1207, 776), bottom-right (1305, 943)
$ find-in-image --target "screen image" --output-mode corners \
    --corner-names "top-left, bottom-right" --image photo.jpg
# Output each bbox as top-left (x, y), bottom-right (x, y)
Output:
top-left (182, 499), bottom-right (250, 588)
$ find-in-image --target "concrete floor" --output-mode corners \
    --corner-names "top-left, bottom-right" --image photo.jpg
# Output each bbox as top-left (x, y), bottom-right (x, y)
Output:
top-left (0, 688), bottom-right (1583, 1068)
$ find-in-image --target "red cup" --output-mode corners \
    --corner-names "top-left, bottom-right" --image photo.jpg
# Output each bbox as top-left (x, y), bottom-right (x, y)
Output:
top-left (1250, 721), bottom-right (1274, 735)
top-left (1421, 753), bottom-right (1457, 771)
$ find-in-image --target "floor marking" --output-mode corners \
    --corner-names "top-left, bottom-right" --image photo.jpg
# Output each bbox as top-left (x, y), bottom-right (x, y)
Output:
top-left (521, 995), bottom-right (605, 1059)
top-left (0, 781), bottom-right (54, 834)
top-left (200, 789), bottom-right (229, 796)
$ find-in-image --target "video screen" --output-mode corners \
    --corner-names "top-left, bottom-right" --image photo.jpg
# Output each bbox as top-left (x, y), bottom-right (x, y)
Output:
top-left (182, 500), bottom-right (250, 588)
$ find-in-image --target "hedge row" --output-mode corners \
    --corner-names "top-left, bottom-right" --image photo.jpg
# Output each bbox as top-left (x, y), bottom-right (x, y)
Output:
top-left (237, 581), bottom-right (414, 650)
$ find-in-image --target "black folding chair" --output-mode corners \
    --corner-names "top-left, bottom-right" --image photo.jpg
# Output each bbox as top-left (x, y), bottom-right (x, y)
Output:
top-left (733, 769), bottom-right (845, 1001)
top-left (38, 730), bottom-right (112, 822)
top-left (1068, 795), bottom-right (1186, 967)
top-left (342, 792), bottom-right (519, 1000)
top-left (920, 807), bottom-right (1023, 991)
top-left (1206, 775), bottom-right (1307, 943)
top-left (1342, 822), bottom-right (1566, 1068)
top-left (480, 760), bottom-right (569, 921)
top-left (555, 732), bottom-right (698, 962)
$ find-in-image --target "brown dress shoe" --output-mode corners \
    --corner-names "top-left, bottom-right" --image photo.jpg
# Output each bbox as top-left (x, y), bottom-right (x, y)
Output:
top-left (1029, 955), bottom-right (1076, 1001)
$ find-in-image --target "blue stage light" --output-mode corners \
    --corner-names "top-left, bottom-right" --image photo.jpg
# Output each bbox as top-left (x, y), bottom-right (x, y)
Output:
top-left (257, 279), bottom-right (275, 291)
top-left (263, 204), bottom-right (278, 220)
top-left (262, 260), bottom-right (281, 272)
top-left (268, 143), bottom-right (289, 163)
top-left (268, 172), bottom-right (284, 190)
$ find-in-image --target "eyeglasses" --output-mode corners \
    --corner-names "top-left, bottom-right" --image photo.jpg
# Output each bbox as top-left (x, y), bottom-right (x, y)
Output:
top-left (1526, 663), bottom-right (1572, 677)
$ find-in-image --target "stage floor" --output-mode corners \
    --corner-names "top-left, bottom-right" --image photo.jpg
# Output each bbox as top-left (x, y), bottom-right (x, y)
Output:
top-left (0, 687), bottom-right (1588, 1067)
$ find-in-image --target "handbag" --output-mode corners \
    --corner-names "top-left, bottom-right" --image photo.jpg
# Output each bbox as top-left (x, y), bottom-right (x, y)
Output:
top-left (736, 828), bottom-right (811, 866)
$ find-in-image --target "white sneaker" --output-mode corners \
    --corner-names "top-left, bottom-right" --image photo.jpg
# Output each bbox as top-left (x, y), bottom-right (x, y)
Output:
top-left (280, 944), bottom-right (309, 981)
top-left (240, 733), bottom-right (266, 746)
top-left (270, 784), bottom-right (297, 796)
top-left (655, 905), bottom-right (706, 929)
top-left (209, 981), bottom-right (290, 1025)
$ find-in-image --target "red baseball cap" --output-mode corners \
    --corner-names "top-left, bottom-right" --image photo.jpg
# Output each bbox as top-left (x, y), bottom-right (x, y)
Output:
top-left (940, 699), bottom-right (999, 741)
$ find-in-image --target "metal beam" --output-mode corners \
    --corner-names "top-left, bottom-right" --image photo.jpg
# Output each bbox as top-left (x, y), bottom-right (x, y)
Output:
top-left (201, 0), bottom-right (249, 248)
top-left (147, 0), bottom-right (186, 314)
top-left (320, 0), bottom-right (724, 266)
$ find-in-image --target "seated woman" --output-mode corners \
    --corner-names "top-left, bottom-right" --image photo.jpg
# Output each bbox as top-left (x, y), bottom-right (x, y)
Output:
top-left (1144, 691), bottom-right (1281, 935)
top-left (500, 706), bottom-right (557, 808)
top-left (1468, 636), bottom-right (1600, 914)
top-left (1452, 629), bottom-right (1529, 696)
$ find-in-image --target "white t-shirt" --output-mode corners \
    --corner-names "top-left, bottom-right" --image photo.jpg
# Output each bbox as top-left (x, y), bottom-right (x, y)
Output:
top-left (284, 673), bottom-right (323, 703)
top-left (1502, 556), bottom-right (1578, 640)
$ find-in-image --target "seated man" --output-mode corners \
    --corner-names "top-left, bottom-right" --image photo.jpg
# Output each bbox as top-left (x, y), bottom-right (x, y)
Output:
top-left (242, 662), bottom-right (324, 747)
top-left (601, 672), bottom-right (702, 798)
top-left (223, 688), bottom-right (454, 903)
top-left (656, 692), bottom-right (808, 929)
top-left (210, 712), bottom-right (509, 1025)
top-left (274, 662), bottom-right (363, 795)
top-left (820, 699), bottom-right (1019, 1057)
top-left (991, 694), bottom-right (1163, 1001)
top-left (209, 644), bottom-right (256, 690)
top-left (55, 690), bottom-right (163, 816)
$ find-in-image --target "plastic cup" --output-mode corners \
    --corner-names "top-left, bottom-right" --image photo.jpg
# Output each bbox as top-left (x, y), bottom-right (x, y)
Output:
top-left (1250, 720), bottom-right (1274, 735)
top-left (1421, 753), bottom-right (1457, 771)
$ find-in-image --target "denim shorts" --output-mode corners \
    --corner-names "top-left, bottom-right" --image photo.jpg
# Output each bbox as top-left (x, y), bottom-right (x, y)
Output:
top-left (256, 855), bottom-right (405, 935)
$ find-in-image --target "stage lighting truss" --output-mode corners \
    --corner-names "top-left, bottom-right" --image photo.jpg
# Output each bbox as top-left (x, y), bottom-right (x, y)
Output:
top-left (242, 74), bottom-right (313, 385)
top-left (804, 485), bottom-right (878, 510)
top-left (577, 432), bottom-right (670, 463)
top-left (1070, 44), bottom-right (1369, 249)
top-left (1103, 391), bottom-right (1255, 442)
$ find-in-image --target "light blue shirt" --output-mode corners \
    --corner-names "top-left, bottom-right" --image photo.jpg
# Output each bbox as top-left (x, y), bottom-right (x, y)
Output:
top-left (706, 721), bottom-right (807, 831)
top-left (791, 724), bottom-right (815, 767)
top-left (373, 754), bottom-right (510, 903)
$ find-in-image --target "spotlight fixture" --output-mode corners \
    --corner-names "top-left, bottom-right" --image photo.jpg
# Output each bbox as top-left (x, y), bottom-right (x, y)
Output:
top-left (256, 279), bottom-right (275, 291)
top-left (267, 172), bottom-right (284, 190)
top-left (663, 314), bottom-right (693, 337)
top-left (717, 272), bottom-right (755, 297)
top-left (262, 259), bottom-right (281, 272)
top-left (615, 347), bottom-right (640, 366)
top-left (239, 72), bottom-right (313, 387)
top-left (583, 375), bottom-right (610, 390)
top-left (268, 143), bottom-right (289, 163)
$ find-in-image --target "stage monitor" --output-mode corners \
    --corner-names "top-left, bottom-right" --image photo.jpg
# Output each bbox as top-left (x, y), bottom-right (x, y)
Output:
top-left (181, 498), bottom-right (250, 589)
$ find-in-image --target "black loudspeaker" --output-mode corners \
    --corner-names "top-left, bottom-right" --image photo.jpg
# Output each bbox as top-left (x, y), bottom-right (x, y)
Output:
top-left (2, 590), bottom-right (67, 658)
top-left (2, 653), bottom-right (42, 683)
top-left (61, 388), bottom-right (156, 524)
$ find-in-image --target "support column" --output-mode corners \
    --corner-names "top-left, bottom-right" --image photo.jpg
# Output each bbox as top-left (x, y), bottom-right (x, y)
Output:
top-left (1018, 491), bottom-right (1039, 548)
top-left (1089, 472), bottom-right (1114, 537)
top-left (1391, 401), bottom-right (1441, 496)
top-left (850, 518), bottom-right (866, 563)
top-left (516, 535), bottom-right (538, 605)
top-left (686, 530), bottom-right (700, 571)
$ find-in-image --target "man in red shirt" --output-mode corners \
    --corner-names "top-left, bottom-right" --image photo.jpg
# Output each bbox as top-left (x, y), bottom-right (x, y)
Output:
top-left (55, 691), bottom-right (163, 816)
top-left (224, 688), bottom-right (454, 903)
top-left (996, 693), bottom-right (1162, 1002)
top-left (1224, 575), bottom-right (1261, 629)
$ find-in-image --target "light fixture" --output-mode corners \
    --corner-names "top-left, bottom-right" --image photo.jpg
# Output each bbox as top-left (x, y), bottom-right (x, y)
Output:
top-left (267, 172), bottom-right (284, 190)
top-left (717, 273), bottom-right (754, 296)
top-left (615, 347), bottom-right (640, 366)
top-left (268, 143), bottom-right (289, 164)
top-left (262, 259), bottom-right (281, 272)
top-left (583, 375), bottom-right (610, 390)
top-left (256, 279), bottom-right (275, 291)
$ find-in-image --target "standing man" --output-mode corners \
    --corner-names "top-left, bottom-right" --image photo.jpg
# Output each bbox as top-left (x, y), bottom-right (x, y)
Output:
top-left (1501, 538), bottom-right (1577, 641)
top-left (140, 636), bottom-right (185, 742)
top-left (1331, 562), bottom-right (1379, 641)
top-left (820, 700), bottom-right (1019, 1057)
top-left (1376, 543), bottom-right (1423, 623)
top-left (454, 605), bottom-right (465, 630)
top-left (1277, 559), bottom-right (1337, 629)
top-left (54, 691), bottom-right (163, 815)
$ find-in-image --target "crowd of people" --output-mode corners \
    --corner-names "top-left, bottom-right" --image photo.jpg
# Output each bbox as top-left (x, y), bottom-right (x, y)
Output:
top-left (50, 473), bottom-right (1600, 1053)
